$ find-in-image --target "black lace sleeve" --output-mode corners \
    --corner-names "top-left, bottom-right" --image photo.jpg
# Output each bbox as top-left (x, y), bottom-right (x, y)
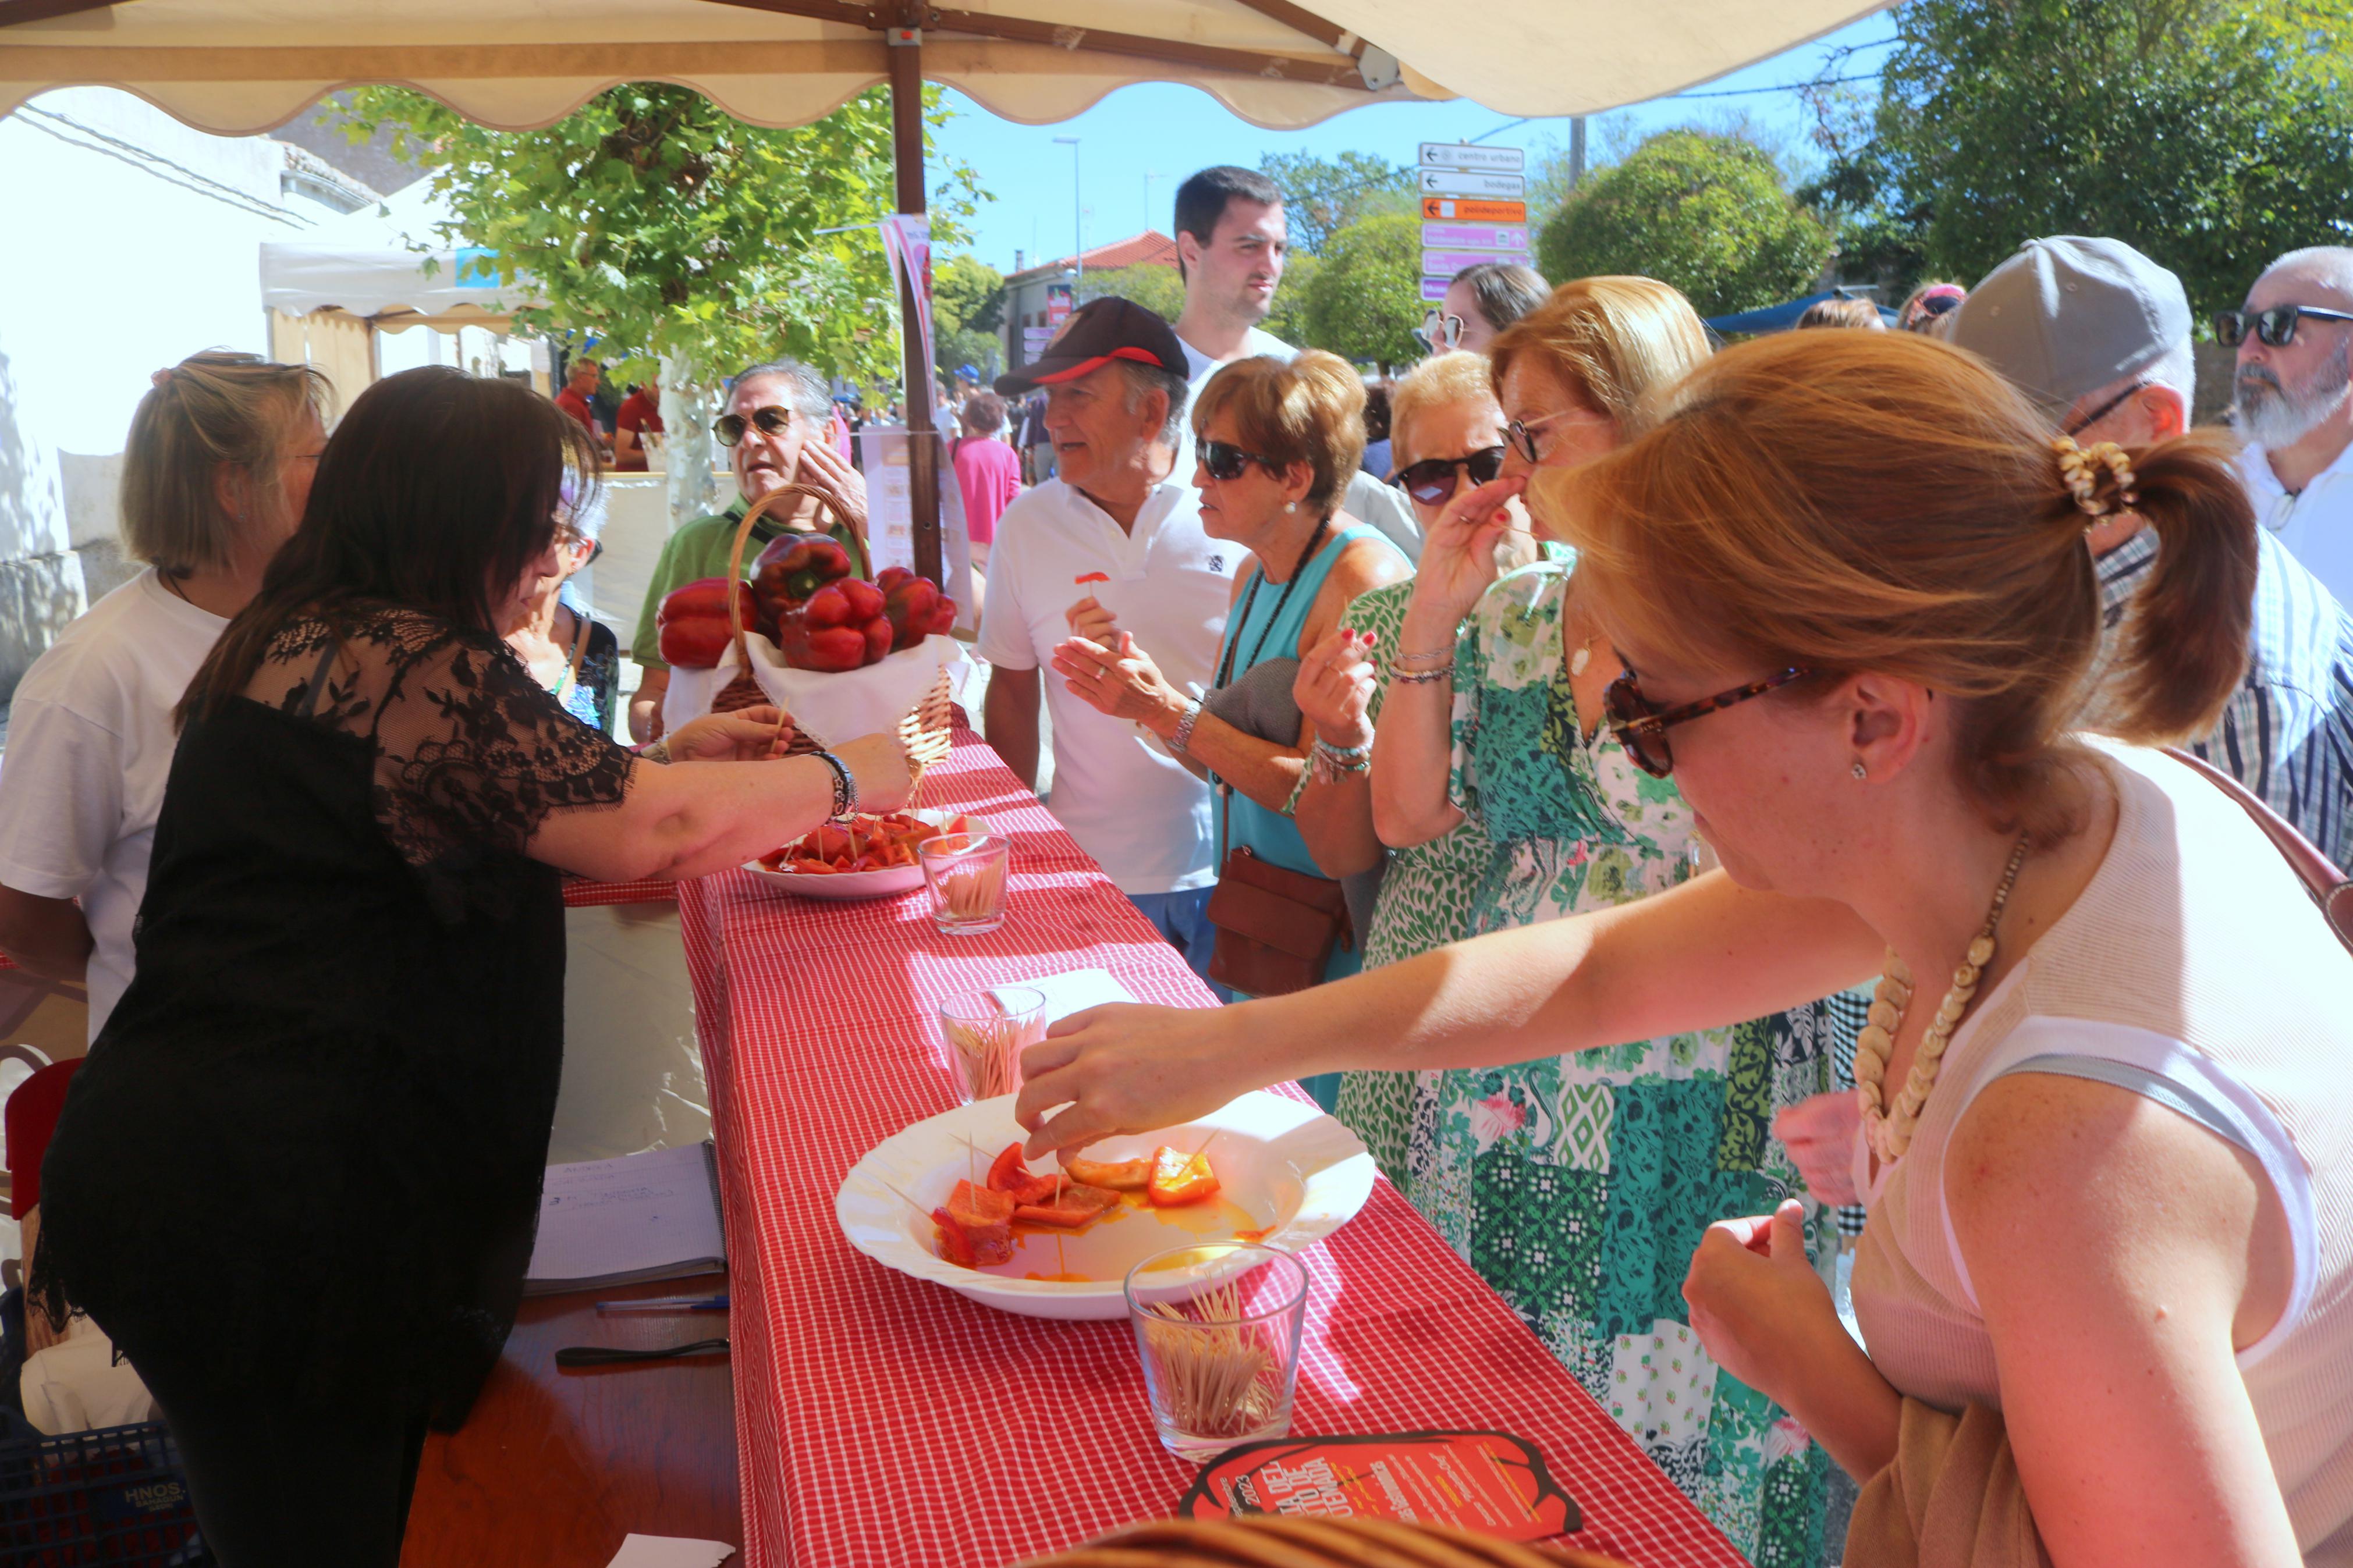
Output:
top-left (259, 606), bottom-right (637, 877)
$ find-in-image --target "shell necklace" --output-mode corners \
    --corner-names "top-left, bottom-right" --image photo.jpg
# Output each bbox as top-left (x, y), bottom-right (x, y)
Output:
top-left (1855, 835), bottom-right (2031, 1164)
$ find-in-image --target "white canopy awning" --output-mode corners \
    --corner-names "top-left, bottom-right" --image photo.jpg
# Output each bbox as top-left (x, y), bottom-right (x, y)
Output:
top-left (3, 0), bottom-right (1887, 135)
top-left (260, 182), bottom-right (542, 325)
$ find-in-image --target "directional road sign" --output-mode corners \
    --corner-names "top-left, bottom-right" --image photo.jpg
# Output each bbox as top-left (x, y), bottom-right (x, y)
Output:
top-left (1422, 196), bottom-right (1528, 224)
top-left (1422, 249), bottom-right (1532, 279)
top-left (1418, 143), bottom-right (1527, 174)
top-left (1418, 168), bottom-right (1526, 199)
top-left (1422, 222), bottom-right (1530, 252)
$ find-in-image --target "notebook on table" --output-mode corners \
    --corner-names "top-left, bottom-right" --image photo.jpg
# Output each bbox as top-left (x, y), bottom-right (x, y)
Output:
top-left (524, 1140), bottom-right (727, 1296)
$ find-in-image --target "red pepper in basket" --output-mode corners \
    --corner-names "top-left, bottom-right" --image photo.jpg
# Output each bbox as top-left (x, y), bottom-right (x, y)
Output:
top-left (776, 578), bottom-right (893, 672)
top-left (875, 567), bottom-right (959, 652)
top-left (655, 577), bottom-right (754, 669)
top-left (753, 534), bottom-right (854, 605)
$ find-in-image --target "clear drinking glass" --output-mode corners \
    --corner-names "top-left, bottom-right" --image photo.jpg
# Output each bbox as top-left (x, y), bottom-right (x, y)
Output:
top-left (1124, 1242), bottom-right (1310, 1460)
top-left (919, 831), bottom-right (1011, 936)
top-left (935, 986), bottom-right (1045, 1103)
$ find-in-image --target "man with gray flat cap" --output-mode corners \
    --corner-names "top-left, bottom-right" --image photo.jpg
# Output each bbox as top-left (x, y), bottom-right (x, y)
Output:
top-left (1953, 235), bottom-right (2353, 867)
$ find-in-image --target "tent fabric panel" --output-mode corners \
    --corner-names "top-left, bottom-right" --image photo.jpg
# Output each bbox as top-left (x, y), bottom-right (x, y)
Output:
top-left (1, 0), bottom-right (1894, 130)
top-left (260, 241), bottom-right (541, 318)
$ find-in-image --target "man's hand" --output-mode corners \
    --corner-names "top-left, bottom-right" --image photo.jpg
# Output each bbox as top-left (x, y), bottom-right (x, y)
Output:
top-left (1050, 631), bottom-right (1183, 730)
top-left (796, 436), bottom-right (869, 540)
top-left (1064, 595), bottom-right (1117, 646)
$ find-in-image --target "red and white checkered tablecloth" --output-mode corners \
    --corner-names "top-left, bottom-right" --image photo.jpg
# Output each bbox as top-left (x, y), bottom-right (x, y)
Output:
top-left (560, 874), bottom-right (678, 908)
top-left (676, 727), bottom-right (1751, 1568)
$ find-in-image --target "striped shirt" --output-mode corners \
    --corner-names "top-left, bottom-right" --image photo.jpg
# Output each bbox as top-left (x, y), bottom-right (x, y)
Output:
top-left (2094, 524), bottom-right (2353, 869)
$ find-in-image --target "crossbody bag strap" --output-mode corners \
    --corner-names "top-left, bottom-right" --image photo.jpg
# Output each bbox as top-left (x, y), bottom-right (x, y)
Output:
top-left (2163, 745), bottom-right (2353, 953)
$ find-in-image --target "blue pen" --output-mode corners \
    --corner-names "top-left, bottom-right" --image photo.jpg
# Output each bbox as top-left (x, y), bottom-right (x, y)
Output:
top-left (593, 1293), bottom-right (729, 1313)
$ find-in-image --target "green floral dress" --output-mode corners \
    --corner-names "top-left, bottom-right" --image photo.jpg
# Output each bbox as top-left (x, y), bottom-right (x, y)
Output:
top-left (1326, 580), bottom-right (1496, 1181)
top-left (1391, 561), bottom-right (1842, 1567)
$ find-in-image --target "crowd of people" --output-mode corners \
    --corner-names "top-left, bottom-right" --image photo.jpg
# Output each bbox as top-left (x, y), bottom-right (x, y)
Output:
top-left (0, 140), bottom-right (2347, 1566)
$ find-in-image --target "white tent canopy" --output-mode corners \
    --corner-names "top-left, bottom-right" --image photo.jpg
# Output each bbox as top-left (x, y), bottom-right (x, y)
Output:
top-left (261, 182), bottom-right (542, 328)
top-left (2, 0), bottom-right (1886, 134)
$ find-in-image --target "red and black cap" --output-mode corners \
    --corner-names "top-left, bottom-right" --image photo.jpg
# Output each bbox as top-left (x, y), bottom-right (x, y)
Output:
top-left (993, 297), bottom-right (1188, 395)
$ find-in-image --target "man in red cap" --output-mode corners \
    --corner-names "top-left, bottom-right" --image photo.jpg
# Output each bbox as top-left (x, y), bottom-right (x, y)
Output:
top-left (976, 298), bottom-right (1237, 984)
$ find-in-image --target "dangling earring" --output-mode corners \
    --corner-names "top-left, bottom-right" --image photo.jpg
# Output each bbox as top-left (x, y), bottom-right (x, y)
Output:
top-left (1851, 760), bottom-right (1868, 781)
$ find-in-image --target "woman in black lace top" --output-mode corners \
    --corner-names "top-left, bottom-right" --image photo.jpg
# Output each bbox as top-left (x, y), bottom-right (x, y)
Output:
top-left (31, 368), bottom-right (911, 1566)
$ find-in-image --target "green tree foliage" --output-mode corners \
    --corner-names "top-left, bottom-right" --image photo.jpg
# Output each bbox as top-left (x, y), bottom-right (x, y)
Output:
top-left (934, 254), bottom-right (1005, 379)
top-left (1300, 214), bottom-right (1424, 370)
top-left (1536, 130), bottom-right (1832, 316)
top-left (1257, 151), bottom-right (1415, 255)
top-left (1262, 249), bottom-right (1322, 349)
top-left (339, 83), bottom-right (983, 389)
top-left (1075, 262), bottom-right (1186, 321)
top-left (1871, 0), bottom-right (2353, 319)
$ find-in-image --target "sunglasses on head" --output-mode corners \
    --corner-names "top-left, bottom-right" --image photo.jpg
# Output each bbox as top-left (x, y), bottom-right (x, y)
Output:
top-left (1602, 666), bottom-right (1813, 779)
top-left (714, 405), bottom-right (796, 447)
top-left (2214, 304), bottom-right (2353, 349)
top-left (1199, 439), bottom-right (1279, 482)
top-left (1393, 445), bottom-right (1507, 506)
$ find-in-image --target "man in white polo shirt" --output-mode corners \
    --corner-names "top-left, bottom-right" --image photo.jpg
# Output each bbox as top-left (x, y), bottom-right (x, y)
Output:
top-left (978, 298), bottom-right (1236, 980)
top-left (1167, 165), bottom-right (1422, 561)
top-left (2227, 245), bottom-right (2353, 608)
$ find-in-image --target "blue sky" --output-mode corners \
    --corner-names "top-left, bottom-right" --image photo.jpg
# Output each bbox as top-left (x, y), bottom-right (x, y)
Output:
top-left (938, 11), bottom-right (1900, 274)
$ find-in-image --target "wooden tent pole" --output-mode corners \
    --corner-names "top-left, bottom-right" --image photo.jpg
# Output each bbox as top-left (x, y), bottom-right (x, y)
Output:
top-left (886, 13), bottom-right (944, 586)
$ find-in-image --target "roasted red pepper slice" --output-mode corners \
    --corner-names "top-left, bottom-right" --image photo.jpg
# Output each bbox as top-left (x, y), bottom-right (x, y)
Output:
top-left (986, 1143), bottom-right (1065, 1206)
top-left (1065, 1156), bottom-right (1152, 1192)
top-left (931, 1207), bottom-right (976, 1266)
top-left (1147, 1144), bottom-right (1219, 1208)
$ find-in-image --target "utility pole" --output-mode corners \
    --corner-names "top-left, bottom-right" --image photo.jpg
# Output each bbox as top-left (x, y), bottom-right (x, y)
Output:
top-left (1569, 116), bottom-right (1588, 189)
top-left (1055, 135), bottom-right (1083, 287)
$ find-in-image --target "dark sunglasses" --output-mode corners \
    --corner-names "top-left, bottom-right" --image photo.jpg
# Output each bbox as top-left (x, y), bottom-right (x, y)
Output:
top-left (1199, 439), bottom-right (1279, 482)
top-left (714, 405), bottom-right (796, 447)
top-left (2214, 304), bottom-right (2353, 349)
top-left (1602, 666), bottom-right (1813, 779)
top-left (1414, 310), bottom-right (1465, 354)
top-left (2063, 380), bottom-right (2148, 438)
top-left (1393, 445), bottom-right (1507, 506)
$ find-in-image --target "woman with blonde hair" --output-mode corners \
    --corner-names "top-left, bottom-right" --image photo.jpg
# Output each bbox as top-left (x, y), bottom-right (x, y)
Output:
top-left (1230, 279), bottom-right (1850, 1559)
top-left (1018, 329), bottom-right (2350, 1567)
top-left (1050, 351), bottom-right (1409, 1032)
top-left (0, 350), bottom-right (329, 1040)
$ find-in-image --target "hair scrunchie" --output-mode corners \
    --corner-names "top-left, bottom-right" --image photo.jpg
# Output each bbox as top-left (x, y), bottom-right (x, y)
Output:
top-left (2050, 433), bottom-right (2139, 523)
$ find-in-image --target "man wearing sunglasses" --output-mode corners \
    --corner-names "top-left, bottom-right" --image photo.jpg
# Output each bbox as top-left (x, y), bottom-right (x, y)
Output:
top-left (2226, 246), bottom-right (2353, 611)
top-left (626, 356), bottom-right (871, 742)
top-left (1166, 165), bottom-right (1423, 563)
top-left (1953, 236), bottom-right (2353, 879)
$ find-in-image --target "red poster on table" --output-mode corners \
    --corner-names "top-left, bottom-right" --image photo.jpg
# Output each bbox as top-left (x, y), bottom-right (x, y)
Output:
top-left (1177, 1431), bottom-right (1578, 1542)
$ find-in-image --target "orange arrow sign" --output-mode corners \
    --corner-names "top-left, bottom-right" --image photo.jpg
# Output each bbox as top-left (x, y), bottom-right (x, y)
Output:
top-left (1421, 197), bottom-right (1529, 224)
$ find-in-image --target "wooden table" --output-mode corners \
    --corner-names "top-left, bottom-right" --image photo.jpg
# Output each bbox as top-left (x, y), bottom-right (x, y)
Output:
top-left (402, 1275), bottom-right (741, 1566)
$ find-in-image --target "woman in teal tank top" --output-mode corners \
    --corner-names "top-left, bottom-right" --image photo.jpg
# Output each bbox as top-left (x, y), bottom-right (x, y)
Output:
top-left (1049, 350), bottom-right (1410, 1071)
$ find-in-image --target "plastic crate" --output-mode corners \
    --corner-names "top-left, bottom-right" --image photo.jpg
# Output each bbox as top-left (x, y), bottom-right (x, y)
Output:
top-left (0, 1421), bottom-right (209, 1566)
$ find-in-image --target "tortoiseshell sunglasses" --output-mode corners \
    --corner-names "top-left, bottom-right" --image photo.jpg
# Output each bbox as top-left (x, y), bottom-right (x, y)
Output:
top-left (1603, 666), bottom-right (1813, 778)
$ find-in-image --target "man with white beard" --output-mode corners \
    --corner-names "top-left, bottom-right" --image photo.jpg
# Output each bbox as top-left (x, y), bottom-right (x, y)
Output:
top-left (2227, 246), bottom-right (2353, 607)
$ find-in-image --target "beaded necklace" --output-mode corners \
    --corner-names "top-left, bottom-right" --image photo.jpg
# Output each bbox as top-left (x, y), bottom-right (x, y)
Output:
top-left (1855, 834), bottom-right (2031, 1163)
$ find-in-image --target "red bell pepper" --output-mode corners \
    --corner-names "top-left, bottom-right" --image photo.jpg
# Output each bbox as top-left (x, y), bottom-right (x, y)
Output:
top-left (1013, 1183), bottom-right (1119, 1228)
top-left (931, 1207), bottom-right (975, 1267)
top-left (655, 577), bottom-right (754, 669)
top-left (936, 1179), bottom-right (1014, 1267)
top-left (776, 578), bottom-right (893, 672)
top-left (753, 534), bottom-right (854, 605)
top-left (1147, 1144), bottom-right (1220, 1208)
top-left (875, 567), bottom-right (959, 652)
top-left (1065, 1155), bottom-right (1152, 1192)
top-left (986, 1143), bottom-right (1065, 1206)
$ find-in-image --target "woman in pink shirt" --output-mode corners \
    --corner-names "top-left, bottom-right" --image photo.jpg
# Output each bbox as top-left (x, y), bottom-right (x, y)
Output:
top-left (951, 391), bottom-right (1023, 579)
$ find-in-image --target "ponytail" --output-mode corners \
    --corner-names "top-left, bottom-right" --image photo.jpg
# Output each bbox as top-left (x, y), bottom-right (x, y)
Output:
top-left (2100, 428), bottom-right (2258, 744)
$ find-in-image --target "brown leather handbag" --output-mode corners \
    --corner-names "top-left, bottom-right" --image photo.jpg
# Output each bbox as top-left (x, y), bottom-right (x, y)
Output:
top-left (2166, 746), bottom-right (2353, 952)
top-left (1204, 822), bottom-right (1354, 998)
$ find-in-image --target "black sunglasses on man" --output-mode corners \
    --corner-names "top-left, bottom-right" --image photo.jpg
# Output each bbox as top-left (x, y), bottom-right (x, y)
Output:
top-left (713, 406), bottom-right (796, 447)
top-left (2214, 304), bottom-right (2353, 349)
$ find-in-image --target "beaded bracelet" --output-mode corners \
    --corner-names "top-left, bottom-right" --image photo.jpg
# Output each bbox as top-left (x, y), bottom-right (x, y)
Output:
top-left (1308, 735), bottom-right (1372, 784)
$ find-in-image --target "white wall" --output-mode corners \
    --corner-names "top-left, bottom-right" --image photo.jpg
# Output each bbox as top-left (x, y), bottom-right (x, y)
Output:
top-left (0, 88), bottom-right (320, 695)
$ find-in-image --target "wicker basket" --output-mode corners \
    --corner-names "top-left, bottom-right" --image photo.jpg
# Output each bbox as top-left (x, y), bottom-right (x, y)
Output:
top-left (1009, 1516), bottom-right (1630, 1568)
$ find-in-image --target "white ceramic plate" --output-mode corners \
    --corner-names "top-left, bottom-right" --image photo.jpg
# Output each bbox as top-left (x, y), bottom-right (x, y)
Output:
top-left (835, 1091), bottom-right (1374, 1320)
top-left (742, 809), bottom-right (984, 901)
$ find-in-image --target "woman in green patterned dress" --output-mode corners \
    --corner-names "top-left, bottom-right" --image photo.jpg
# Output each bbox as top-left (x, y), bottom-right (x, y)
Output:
top-left (1304, 279), bottom-right (1846, 1567)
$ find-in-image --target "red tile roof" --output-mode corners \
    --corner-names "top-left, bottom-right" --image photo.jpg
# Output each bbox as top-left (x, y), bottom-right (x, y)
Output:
top-left (1008, 230), bottom-right (1178, 279)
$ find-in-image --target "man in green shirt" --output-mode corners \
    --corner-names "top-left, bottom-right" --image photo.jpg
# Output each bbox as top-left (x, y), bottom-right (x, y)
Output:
top-left (629, 357), bottom-right (871, 741)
